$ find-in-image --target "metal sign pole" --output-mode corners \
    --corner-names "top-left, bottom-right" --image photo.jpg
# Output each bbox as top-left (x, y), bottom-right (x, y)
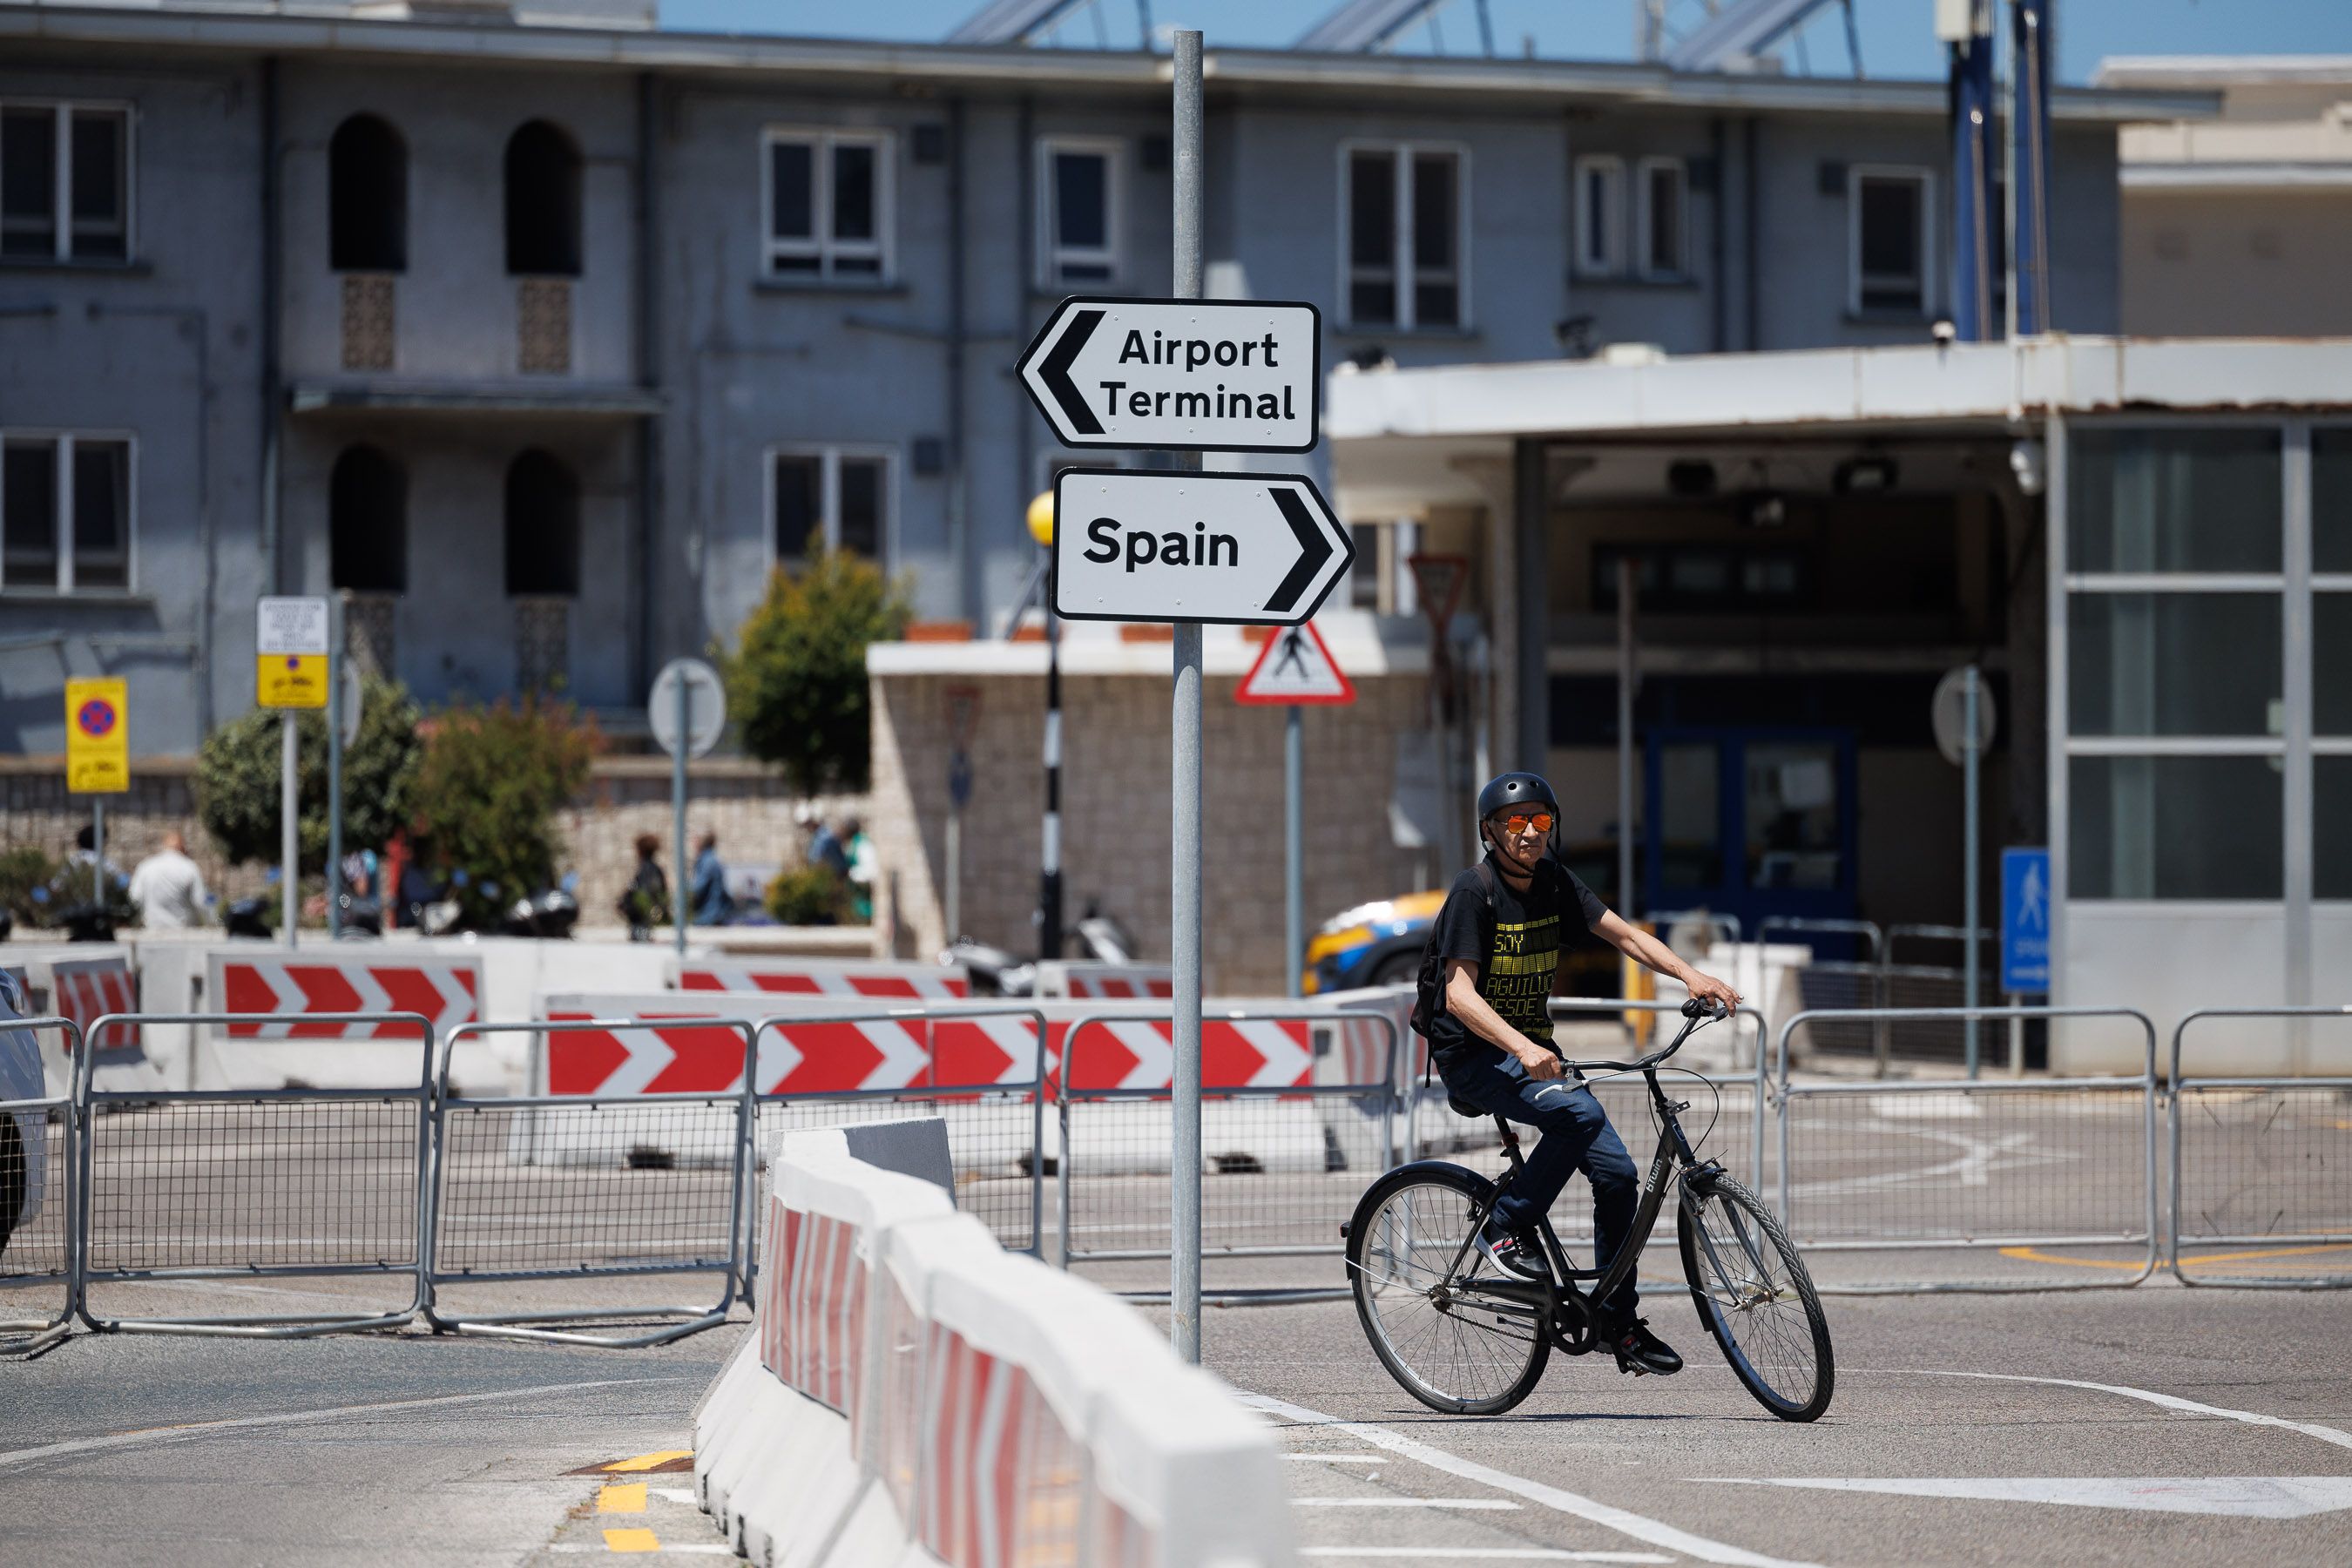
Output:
top-left (1170, 26), bottom-right (1205, 1366)
top-left (673, 674), bottom-right (690, 956)
top-left (1285, 703), bottom-right (1303, 997)
top-left (1963, 663), bottom-right (1982, 1077)
top-left (92, 797), bottom-right (105, 917)
top-left (281, 713), bottom-right (299, 949)
top-left (327, 595), bottom-right (343, 938)
top-left (1616, 557), bottom-right (1636, 921)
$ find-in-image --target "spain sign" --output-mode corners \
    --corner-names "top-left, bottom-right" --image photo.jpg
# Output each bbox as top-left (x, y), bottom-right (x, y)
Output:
top-left (65, 677), bottom-right (129, 794)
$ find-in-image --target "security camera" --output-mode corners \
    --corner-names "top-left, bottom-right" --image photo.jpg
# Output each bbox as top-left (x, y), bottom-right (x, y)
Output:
top-left (2009, 437), bottom-right (2046, 496)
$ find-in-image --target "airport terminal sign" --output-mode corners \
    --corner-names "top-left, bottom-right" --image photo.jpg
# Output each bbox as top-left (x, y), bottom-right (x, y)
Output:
top-left (1017, 297), bottom-right (1321, 453)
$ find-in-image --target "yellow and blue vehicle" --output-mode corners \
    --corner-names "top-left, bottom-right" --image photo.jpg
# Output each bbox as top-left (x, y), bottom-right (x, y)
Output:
top-left (1301, 844), bottom-right (1626, 999)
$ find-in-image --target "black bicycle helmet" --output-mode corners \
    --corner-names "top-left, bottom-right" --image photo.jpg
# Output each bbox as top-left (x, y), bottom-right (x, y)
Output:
top-left (1476, 771), bottom-right (1559, 822)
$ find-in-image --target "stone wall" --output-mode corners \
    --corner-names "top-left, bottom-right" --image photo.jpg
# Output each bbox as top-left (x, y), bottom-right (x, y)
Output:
top-left (869, 666), bottom-right (1443, 996)
top-left (0, 755), bottom-right (864, 929)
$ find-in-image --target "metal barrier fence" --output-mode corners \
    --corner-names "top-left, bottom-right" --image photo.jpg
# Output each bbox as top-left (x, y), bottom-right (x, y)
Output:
top-left (751, 1006), bottom-right (1051, 1260)
top-left (78, 1011), bottom-right (435, 1336)
top-left (1056, 1008), bottom-right (1398, 1294)
top-left (2170, 1008), bottom-right (2352, 1290)
top-left (1774, 1005), bottom-right (2159, 1293)
top-left (2, 1017), bottom-right (81, 1355)
top-left (426, 1017), bottom-right (757, 1347)
top-left (1761, 917), bottom-right (1888, 1067)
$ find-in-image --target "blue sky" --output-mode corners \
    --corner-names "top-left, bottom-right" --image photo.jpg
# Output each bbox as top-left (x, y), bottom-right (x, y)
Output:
top-left (660, 1), bottom-right (2352, 84)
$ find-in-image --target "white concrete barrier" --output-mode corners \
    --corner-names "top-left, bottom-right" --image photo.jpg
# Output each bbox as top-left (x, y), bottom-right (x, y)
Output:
top-left (696, 1126), bottom-right (1295, 1568)
top-left (671, 955), bottom-right (970, 1000)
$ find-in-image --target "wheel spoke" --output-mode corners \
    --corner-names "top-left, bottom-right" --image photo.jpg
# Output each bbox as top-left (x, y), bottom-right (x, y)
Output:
top-left (1353, 1176), bottom-right (1547, 1409)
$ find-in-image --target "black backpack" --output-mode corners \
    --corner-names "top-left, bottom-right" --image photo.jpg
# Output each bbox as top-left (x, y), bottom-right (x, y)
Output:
top-left (1407, 859), bottom-right (1501, 1049)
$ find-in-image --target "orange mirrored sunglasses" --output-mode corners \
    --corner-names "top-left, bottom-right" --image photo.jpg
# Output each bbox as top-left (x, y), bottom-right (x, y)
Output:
top-left (1496, 812), bottom-right (1553, 835)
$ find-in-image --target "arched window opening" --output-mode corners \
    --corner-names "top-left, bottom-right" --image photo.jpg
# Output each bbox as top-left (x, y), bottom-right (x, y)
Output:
top-left (504, 120), bottom-right (582, 277)
top-left (329, 445), bottom-right (407, 593)
top-left (328, 114), bottom-right (408, 273)
top-left (504, 449), bottom-right (579, 597)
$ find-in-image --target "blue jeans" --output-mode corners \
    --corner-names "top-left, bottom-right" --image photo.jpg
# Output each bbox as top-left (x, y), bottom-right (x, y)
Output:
top-left (1441, 1047), bottom-right (1642, 1324)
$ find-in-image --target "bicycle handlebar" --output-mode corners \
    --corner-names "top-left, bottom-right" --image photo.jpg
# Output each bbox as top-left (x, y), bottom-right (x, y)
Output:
top-left (1559, 996), bottom-right (1728, 1077)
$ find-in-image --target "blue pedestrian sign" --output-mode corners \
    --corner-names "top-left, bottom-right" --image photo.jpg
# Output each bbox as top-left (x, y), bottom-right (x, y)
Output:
top-left (2001, 848), bottom-right (2051, 994)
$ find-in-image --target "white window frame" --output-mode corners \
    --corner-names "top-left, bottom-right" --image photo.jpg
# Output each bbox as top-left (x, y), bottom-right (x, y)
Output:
top-left (1037, 135), bottom-right (1121, 289)
top-left (760, 128), bottom-right (895, 283)
top-left (0, 429), bottom-right (138, 593)
top-left (1336, 139), bottom-right (1470, 332)
top-left (1571, 153), bottom-right (1625, 279)
top-left (1847, 164), bottom-right (1936, 318)
top-left (1635, 155), bottom-right (1687, 280)
top-left (0, 99), bottom-right (135, 264)
top-left (764, 443), bottom-right (898, 571)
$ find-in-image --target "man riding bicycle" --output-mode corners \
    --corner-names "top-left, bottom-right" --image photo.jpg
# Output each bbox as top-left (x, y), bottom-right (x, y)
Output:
top-left (1423, 771), bottom-right (1741, 1377)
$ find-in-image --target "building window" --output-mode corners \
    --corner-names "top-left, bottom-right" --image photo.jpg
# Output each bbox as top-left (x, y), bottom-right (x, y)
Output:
top-left (1848, 166), bottom-right (1930, 316)
top-left (504, 449), bottom-right (579, 596)
top-left (770, 446), bottom-right (892, 566)
top-left (1039, 138), bottom-right (1118, 287)
top-left (1, 103), bottom-right (130, 263)
top-left (504, 119), bottom-right (581, 277)
top-left (1, 433), bottom-right (132, 592)
top-left (329, 114), bottom-right (408, 273)
top-left (764, 130), bottom-right (892, 282)
top-left (329, 444), bottom-right (406, 594)
top-left (1571, 154), bottom-right (1624, 278)
top-left (1636, 157), bottom-right (1686, 278)
top-left (1342, 144), bottom-right (1463, 330)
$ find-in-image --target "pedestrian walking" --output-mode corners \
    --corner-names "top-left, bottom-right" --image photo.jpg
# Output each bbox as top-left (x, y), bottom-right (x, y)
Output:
top-left (127, 830), bottom-right (209, 929)
top-left (690, 830), bottom-right (734, 925)
top-left (618, 832), bottom-right (667, 941)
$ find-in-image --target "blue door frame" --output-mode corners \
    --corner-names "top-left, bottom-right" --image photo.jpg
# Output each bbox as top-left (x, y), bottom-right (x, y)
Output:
top-left (1643, 727), bottom-right (1860, 944)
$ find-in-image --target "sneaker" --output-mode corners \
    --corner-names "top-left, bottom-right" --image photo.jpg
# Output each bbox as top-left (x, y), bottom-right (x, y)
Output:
top-left (1476, 1220), bottom-right (1547, 1281)
top-left (1604, 1317), bottom-right (1683, 1376)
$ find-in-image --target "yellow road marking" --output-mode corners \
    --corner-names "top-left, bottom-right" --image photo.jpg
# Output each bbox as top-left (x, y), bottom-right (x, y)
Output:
top-left (602, 1528), bottom-right (660, 1552)
top-left (598, 1484), bottom-right (647, 1513)
top-left (2001, 1243), bottom-right (2352, 1271)
top-left (604, 1450), bottom-right (693, 1473)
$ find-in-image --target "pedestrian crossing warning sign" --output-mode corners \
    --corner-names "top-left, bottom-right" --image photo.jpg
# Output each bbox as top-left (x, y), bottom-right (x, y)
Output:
top-left (1236, 620), bottom-right (1355, 706)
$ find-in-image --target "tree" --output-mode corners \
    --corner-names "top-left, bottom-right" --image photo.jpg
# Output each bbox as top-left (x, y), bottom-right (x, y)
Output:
top-left (196, 677), bottom-right (423, 869)
top-left (409, 697), bottom-right (597, 927)
top-left (721, 547), bottom-right (910, 793)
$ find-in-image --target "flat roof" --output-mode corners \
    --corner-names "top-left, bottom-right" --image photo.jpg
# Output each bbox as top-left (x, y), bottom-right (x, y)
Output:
top-left (0, 3), bottom-right (2215, 121)
top-left (1325, 335), bottom-right (2352, 447)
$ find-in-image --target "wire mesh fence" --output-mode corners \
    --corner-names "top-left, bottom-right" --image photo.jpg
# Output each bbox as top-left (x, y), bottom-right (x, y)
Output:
top-left (78, 1010), bottom-right (435, 1335)
top-left (2170, 1009), bottom-right (2352, 1289)
top-left (1774, 1005), bottom-right (2158, 1293)
top-left (426, 1018), bottom-right (754, 1346)
top-left (2, 1017), bottom-right (80, 1354)
top-left (1055, 1010), bottom-right (1396, 1294)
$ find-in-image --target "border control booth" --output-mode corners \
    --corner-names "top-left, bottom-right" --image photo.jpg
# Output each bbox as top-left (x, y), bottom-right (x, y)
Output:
top-left (1324, 335), bottom-right (2352, 1075)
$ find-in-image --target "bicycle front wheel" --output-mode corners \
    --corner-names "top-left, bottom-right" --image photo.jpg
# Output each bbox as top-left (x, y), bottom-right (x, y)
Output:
top-left (1347, 1163), bottom-right (1551, 1416)
top-left (1677, 1173), bottom-right (1834, 1422)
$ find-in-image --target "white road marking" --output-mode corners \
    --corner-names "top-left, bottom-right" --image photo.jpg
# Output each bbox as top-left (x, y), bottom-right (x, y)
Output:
top-left (1696, 1476), bottom-right (2352, 1520)
top-left (1288, 1454), bottom-right (1386, 1463)
top-left (1301, 1551), bottom-right (1673, 1563)
top-left (651, 1487), bottom-right (700, 1506)
top-left (1238, 1392), bottom-right (1822, 1568)
top-left (1892, 1370), bottom-right (2352, 1455)
top-left (0, 1379), bottom-right (690, 1470)
top-left (1293, 1497), bottom-right (1521, 1510)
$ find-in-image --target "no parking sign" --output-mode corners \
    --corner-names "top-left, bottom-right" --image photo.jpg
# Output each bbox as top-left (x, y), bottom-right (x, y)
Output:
top-left (64, 678), bottom-right (128, 794)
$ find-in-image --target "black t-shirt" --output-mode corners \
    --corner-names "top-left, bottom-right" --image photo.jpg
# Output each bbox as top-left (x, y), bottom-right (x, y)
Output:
top-left (1426, 854), bottom-right (1609, 1059)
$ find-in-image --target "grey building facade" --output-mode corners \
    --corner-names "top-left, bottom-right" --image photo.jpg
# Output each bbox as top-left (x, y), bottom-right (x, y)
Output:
top-left (0, 3), bottom-right (2189, 756)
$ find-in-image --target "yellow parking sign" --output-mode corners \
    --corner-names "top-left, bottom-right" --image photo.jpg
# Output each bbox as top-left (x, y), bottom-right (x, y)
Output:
top-left (256, 597), bottom-right (331, 709)
top-left (65, 678), bottom-right (129, 794)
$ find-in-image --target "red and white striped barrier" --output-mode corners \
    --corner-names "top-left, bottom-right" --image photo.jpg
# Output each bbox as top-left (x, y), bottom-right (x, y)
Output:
top-left (672, 956), bottom-right (969, 1000)
top-left (46, 954), bottom-right (138, 1046)
top-left (1036, 962), bottom-right (1175, 1000)
top-left (209, 954), bottom-right (480, 1040)
top-left (696, 1128), bottom-right (1294, 1568)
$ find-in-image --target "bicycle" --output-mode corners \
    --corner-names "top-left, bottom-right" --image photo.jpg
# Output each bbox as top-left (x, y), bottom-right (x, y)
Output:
top-left (1344, 998), bottom-right (1834, 1422)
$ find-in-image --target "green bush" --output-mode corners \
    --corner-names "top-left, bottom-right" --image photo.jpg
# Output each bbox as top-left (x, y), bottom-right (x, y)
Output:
top-left (410, 698), bottom-right (598, 927)
top-left (764, 862), bottom-right (845, 926)
top-left (196, 677), bottom-right (423, 870)
top-left (0, 845), bottom-right (57, 926)
top-left (721, 547), bottom-right (910, 793)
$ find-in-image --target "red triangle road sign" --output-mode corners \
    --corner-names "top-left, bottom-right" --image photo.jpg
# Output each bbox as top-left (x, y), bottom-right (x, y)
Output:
top-left (1236, 620), bottom-right (1356, 706)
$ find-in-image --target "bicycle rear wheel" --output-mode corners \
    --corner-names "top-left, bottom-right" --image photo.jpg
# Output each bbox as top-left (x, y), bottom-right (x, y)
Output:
top-left (1676, 1173), bottom-right (1834, 1422)
top-left (1347, 1163), bottom-right (1551, 1416)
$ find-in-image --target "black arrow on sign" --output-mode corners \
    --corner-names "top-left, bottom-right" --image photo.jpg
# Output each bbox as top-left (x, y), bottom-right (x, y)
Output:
top-left (1265, 487), bottom-right (1337, 614)
top-left (1037, 308), bottom-right (1105, 436)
